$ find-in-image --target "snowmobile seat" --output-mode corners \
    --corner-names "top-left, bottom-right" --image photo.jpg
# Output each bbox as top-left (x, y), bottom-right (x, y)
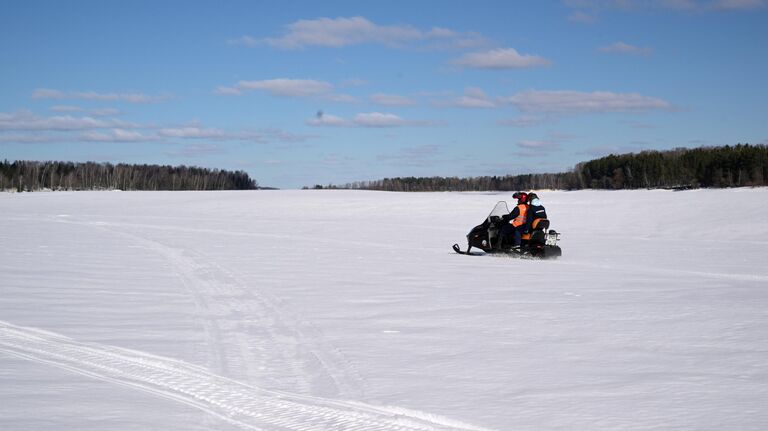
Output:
top-left (521, 218), bottom-right (549, 242)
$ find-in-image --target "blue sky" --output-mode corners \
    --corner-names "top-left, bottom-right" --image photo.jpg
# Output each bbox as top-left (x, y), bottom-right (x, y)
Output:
top-left (2, 0), bottom-right (767, 188)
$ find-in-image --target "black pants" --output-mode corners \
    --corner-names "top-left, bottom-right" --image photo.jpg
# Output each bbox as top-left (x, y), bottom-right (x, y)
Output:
top-left (500, 223), bottom-right (525, 247)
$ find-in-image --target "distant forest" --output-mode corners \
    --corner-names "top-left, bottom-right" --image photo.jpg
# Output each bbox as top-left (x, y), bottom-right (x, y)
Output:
top-left (1, 160), bottom-right (258, 191)
top-left (331, 144), bottom-right (768, 192)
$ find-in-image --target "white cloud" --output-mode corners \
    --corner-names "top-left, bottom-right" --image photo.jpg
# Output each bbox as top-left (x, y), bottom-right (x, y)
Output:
top-left (80, 129), bottom-right (154, 142)
top-left (236, 79), bottom-right (332, 97)
top-left (306, 112), bottom-right (353, 127)
top-left (159, 127), bottom-right (230, 140)
top-left (1, 111), bottom-right (309, 146)
top-left (0, 110), bottom-right (138, 131)
top-left (158, 126), bottom-right (308, 143)
top-left (353, 112), bottom-right (410, 127)
top-left (448, 87), bottom-right (499, 108)
top-left (599, 41), bottom-right (653, 55)
top-left (216, 78), bottom-right (333, 97)
top-left (511, 134), bottom-right (570, 158)
top-left (425, 27), bottom-right (488, 49)
top-left (216, 78), bottom-right (357, 102)
top-left (370, 93), bottom-right (416, 106)
top-left (32, 88), bottom-right (65, 99)
top-left (0, 134), bottom-right (59, 143)
top-left (307, 111), bottom-right (430, 128)
top-left (49, 105), bottom-right (84, 113)
top-left (262, 16), bottom-right (421, 49)
top-left (214, 86), bottom-right (243, 96)
top-left (452, 48), bottom-right (550, 69)
top-left (0, 111), bottom-right (145, 143)
top-left (49, 105), bottom-right (121, 117)
top-left (90, 108), bottom-right (122, 117)
top-left (507, 90), bottom-right (672, 113)
top-left (498, 115), bottom-right (544, 127)
top-left (74, 91), bottom-right (170, 103)
top-left (239, 16), bottom-right (489, 50)
top-left (33, 88), bottom-right (172, 104)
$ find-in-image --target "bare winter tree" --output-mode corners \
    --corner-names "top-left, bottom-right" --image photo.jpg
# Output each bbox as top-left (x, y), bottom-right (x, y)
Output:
top-left (0, 160), bottom-right (258, 192)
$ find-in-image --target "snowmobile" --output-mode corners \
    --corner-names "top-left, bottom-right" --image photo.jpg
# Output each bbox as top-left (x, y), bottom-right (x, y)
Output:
top-left (452, 201), bottom-right (562, 258)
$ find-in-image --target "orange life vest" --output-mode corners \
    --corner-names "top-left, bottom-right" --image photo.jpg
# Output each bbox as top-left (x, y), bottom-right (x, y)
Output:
top-left (511, 203), bottom-right (528, 227)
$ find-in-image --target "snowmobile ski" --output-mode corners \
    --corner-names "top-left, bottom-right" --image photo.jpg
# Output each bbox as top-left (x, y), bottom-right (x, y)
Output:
top-left (452, 243), bottom-right (484, 255)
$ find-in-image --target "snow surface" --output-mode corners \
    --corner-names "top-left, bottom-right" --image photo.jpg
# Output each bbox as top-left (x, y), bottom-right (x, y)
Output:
top-left (1, 189), bottom-right (768, 430)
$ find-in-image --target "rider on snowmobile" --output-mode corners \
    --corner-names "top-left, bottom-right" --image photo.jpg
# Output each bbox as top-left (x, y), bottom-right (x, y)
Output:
top-left (500, 191), bottom-right (528, 249)
top-left (525, 193), bottom-right (547, 231)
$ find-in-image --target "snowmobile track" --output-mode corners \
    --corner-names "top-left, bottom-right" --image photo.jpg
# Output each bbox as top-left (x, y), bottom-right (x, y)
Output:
top-left (53, 216), bottom-right (366, 400)
top-left (0, 321), bottom-right (491, 431)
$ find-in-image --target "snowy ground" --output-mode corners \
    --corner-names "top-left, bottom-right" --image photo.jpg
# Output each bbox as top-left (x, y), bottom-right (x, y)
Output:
top-left (1, 189), bottom-right (767, 430)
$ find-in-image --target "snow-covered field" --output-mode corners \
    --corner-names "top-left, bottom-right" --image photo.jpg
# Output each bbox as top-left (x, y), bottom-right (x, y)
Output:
top-left (1, 189), bottom-right (767, 430)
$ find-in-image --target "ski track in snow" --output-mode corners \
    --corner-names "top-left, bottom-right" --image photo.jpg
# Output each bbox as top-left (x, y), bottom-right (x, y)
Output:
top-left (0, 321), bottom-right (491, 431)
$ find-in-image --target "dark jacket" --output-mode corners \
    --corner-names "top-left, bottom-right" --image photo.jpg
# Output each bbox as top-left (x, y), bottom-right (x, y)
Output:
top-left (526, 204), bottom-right (547, 231)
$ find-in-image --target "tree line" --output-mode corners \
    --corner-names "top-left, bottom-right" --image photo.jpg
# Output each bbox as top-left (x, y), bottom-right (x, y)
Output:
top-left (578, 144), bottom-right (767, 189)
top-left (335, 144), bottom-right (768, 192)
top-left (1, 160), bottom-right (258, 192)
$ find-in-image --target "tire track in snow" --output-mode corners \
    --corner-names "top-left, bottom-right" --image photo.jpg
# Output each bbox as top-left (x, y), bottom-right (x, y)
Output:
top-left (0, 321), bottom-right (492, 431)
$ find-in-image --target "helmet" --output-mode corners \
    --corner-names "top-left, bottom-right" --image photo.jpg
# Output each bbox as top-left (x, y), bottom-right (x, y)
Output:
top-left (513, 192), bottom-right (528, 204)
top-left (527, 193), bottom-right (538, 203)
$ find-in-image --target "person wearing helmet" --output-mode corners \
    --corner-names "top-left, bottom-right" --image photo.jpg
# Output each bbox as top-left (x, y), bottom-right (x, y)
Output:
top-left (499, 191), bottom-right (529, 249)
top-left (525, 193), bottom-right (547, 232)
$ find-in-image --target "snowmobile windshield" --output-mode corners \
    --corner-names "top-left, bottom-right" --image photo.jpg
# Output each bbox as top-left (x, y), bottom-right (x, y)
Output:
top-left (487, 201), bottom-right (510, 220)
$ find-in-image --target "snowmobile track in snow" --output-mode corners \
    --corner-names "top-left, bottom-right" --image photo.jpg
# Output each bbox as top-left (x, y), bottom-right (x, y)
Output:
top-left (0, 321), bottom-right (491, 431)
top-left (53, 216), bottom-right (366, 400)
